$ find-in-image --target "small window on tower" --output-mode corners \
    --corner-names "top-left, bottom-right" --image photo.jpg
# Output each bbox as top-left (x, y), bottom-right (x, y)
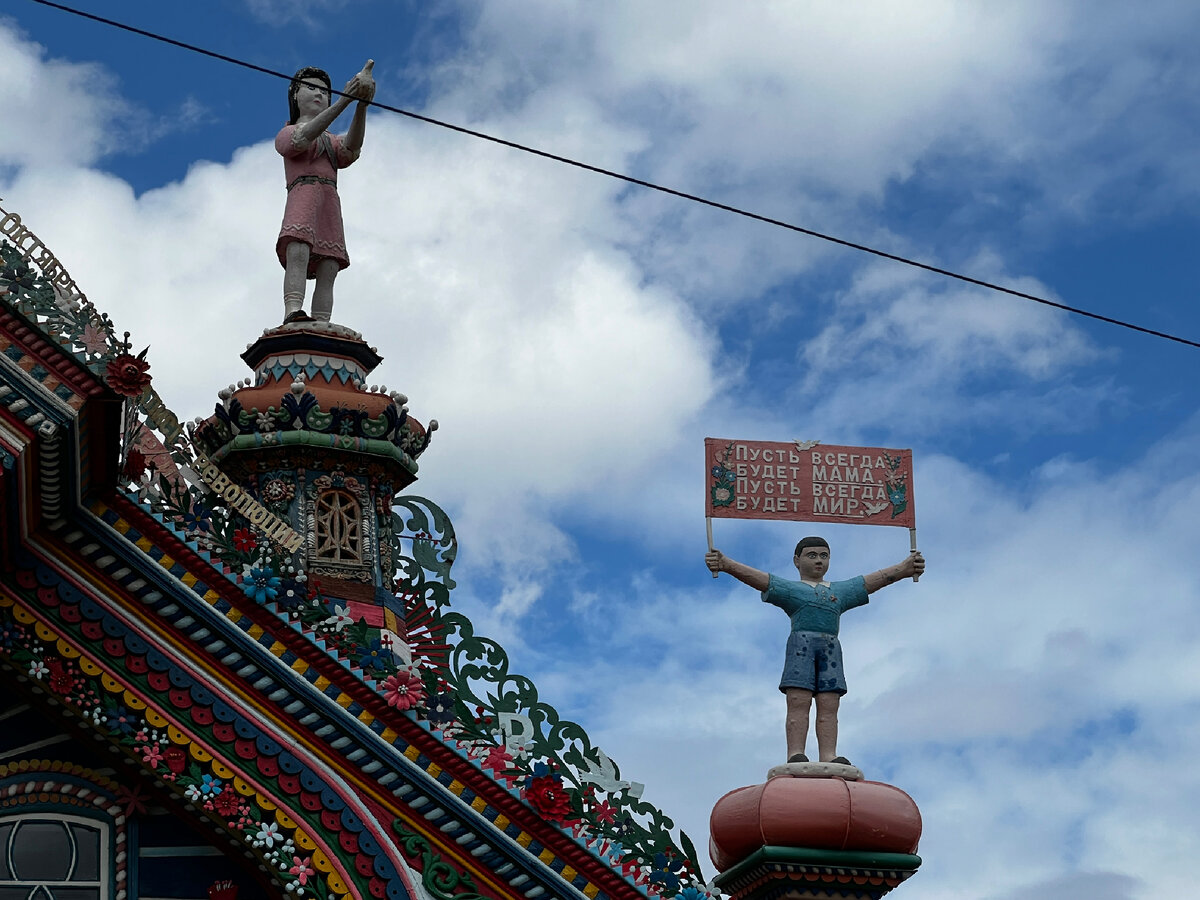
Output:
top-left (314, 489), bottom-right (363, 564)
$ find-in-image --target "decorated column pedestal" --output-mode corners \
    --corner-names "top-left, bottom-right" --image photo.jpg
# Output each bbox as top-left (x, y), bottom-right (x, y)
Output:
top-left (709, 763), bottom-right (922, 900)
top-left (191, 320), bottom-right (437, 655)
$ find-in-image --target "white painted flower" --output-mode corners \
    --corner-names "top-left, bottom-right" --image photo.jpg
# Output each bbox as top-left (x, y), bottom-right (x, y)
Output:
top-left (323, 606), bottom-right (353, 632)
top-left (255, 411), bottom-right (276, 432)
top-left (255, 822), bottom-right (283, 848)
top-left (184, 784), bottom-right (203, 802)
top-left (29, 659), bottom-right (48, 679)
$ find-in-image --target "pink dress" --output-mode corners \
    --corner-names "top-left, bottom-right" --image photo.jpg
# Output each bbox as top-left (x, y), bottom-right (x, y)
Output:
top-left (275, 125), bottom-right (359, 276)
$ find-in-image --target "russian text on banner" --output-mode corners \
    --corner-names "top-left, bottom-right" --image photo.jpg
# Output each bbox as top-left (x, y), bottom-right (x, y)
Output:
top-left (704, 438), bottom-right (915, 528)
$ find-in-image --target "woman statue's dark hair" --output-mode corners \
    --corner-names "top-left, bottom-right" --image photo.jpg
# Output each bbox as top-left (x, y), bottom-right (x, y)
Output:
top-left (287, 66), bottom-right (332, 124)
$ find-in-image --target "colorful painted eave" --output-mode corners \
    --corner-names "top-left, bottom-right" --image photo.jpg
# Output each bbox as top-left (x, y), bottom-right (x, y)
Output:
top-left (1, 234), bottom-right (704, 900)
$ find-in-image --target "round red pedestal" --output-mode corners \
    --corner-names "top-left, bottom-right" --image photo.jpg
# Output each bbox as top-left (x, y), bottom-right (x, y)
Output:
top-left (709, 776), bottom-right (922, 872)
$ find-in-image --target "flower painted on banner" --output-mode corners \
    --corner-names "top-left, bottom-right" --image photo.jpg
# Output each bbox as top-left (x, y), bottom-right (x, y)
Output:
top-left (162, 746), bottom-right (187, 774)
top-left (323, 605), bottom-right (353, 632)
top-left (199, 774), bottom-right (223, 796)
top-left (184, 783), bottom-right (204, 802)
top-left (525, 773), bottom-right (572, 824)
top-left (141, 744), bottom-right (164, 767)
top-left (254, 822), bottom-right (283, 848)
top-left (242, 566), bottom-right (281, 604)
top-left (289, 856), bottom-right (315, 885)
top-left (710, 484), bottom-right (733, 508)
top-left (79, 322), bottom-right (109, 356)
top-left (381, 667), bottom-right (425, 710)
top-left (233, 528), bottom-right (257, 552)
top-left (28, 659), bottom-right (48, 679)
top-left (105, 353), bottom-right (152, 397)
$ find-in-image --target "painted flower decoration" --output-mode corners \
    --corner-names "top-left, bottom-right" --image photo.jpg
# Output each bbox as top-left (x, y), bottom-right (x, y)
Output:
top-left (289, 856), bottom-right (315, 885)
top-left (45, 658), bottom-right (76, 695)
top-left (480, 744), bottom-right (515, 782)
top-left (28, 658), bottom-right (48, 679)
top-left (323, 605), bottom-right (354, 632)
top-left (141, 744), bottom-right (164, 767)
top-left (255, 822), bottom-right (283, 848)
top-left (255, 411), bottom-right (277, 432)
top-left (525, 773), bottom-right (572, 824)
top-left (185, 784), bottom-right (204, 802)
top-left (381, 667), bottom-right (425, 710)
top-left (182, 504), bottom-right (212, 533)
top-left (233, 528), bottom-right (257, 552)
top-left (426, 690), bottom-right (456, 728)
top-left (276, 578), bottom-right (305, 611)
top-left (199, 774), bottom-right (223, 796)
top-left (357, 639), bottom-right (391, 672)
top-left (261, 478), bottom-right (295, 506)
top-left (79, 322), bottom-right (109, 356)
top-left (591, 799), bottom-right (617, 824)
top-left (105, 353), bottom-right (152, 397)
top-left (105, 703), bottom-right (137, 735)
top-left (242, 566), bottom-right (281, 604)
top-left (213, 785), bottom-right (244, 818)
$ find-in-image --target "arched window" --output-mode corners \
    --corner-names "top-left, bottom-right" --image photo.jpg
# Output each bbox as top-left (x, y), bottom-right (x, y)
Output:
top-left (314, 489), bottom-right (363, 564)
top-left (0, 814), bottom-right (108, 900)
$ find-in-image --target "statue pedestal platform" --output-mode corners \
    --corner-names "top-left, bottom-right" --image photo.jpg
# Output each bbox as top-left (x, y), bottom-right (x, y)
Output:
top-left (767, 761), bottom-right (863, 781)
top-left (710, 772), bottom-right (922, 900)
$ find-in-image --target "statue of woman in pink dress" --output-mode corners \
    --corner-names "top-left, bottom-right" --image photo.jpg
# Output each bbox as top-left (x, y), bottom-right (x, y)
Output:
top-left (276, 60), bottom-right (375, 324)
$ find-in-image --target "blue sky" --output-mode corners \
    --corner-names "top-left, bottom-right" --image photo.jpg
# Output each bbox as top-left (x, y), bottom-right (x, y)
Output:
top-left (4, 2), bottom-right (1200, 897)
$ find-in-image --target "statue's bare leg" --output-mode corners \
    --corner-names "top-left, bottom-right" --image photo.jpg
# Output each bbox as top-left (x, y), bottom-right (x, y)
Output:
top-left (784, 688), bottom-right (813, 761)
top-left (284, 241), bottom-right (311, 320)
top-left (814, 692), bottom-right (840, 761)
top-left (311, 258), bottom-right (339, 322)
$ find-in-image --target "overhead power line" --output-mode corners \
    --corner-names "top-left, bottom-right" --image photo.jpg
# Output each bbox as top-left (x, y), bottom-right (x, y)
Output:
top-left (27, 0), bottom-right (1200, 351)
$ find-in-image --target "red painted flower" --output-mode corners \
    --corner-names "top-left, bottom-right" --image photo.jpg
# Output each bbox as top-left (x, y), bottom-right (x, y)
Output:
top-left (591, 799), bottom-right (617, 824)
top-left (232, 528), bottom-right (257, 552)
top-left (45, 658), bottom-right (76, 695)
top-left (123, 448), bottom-right (148, 482)
top-left (105, 354), bottom-right (152, 397)
top-left (163, 746), bottom-right (187, 774)
top-left (381, 667), bottom-right (425, 710)
top-left (213, 784), bottom-right (243, 818)
top-left (525, 774), bottom-right (572, 824)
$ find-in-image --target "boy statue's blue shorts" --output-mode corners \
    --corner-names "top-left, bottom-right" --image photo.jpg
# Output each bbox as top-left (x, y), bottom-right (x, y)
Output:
top-left (779, 630), bottom-right (848, 695)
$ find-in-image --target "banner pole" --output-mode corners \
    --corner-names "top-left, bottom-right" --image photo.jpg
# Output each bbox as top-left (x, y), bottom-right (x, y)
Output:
top-left (909, 526), bottom-right (919, 582)
top-left (707, 517), bottom-right (718, 578)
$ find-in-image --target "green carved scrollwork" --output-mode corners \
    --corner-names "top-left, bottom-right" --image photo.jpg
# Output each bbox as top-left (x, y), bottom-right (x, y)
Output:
top-left (392, 820), bottom-right (488, 900)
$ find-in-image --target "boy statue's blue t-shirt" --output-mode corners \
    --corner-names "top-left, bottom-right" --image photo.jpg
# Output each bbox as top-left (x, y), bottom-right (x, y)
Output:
top-left (761, 574), bottom-right (869, 636)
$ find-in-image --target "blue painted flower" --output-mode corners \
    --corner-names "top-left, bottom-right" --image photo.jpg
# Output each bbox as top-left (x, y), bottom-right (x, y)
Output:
top-left (103, 702), bottom-right (137, 735)
top-left (426, 690), bottom-right (456, 728)
top-left (199, 774), bottom-right (223, 796)
top-left (182, 504), bottom-right (212, 533)
top-left (357, 639), bottom-right (390, 671)
top-left (0, 622), bottom-right (22, 650)
top-left (242, 566), bottom-right (281, 604)
top-left (276, 578), bottom-right (305, 611)
top-left (677, 887), bottom-right (707, 900)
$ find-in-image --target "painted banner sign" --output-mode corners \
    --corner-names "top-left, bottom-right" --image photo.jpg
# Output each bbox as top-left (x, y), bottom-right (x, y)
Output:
top-left (705, 438), bottom-right (915, 528)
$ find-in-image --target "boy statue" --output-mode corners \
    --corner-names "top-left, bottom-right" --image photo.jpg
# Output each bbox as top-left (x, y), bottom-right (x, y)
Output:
top-left (705, 537), bottom-right (924, 766)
